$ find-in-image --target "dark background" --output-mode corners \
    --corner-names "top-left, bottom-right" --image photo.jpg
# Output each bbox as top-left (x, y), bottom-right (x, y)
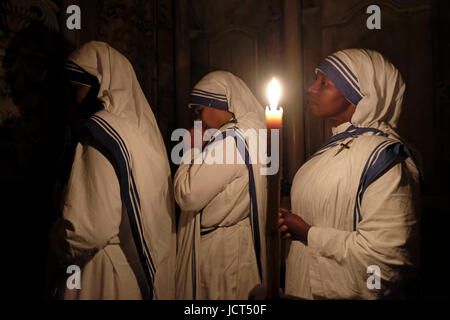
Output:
top-left (0, 0), bottom-right (448, 299)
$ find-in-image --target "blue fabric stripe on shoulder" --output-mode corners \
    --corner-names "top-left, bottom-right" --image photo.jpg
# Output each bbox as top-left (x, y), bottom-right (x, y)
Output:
top-left (91, 116), bottom-right (157, 274)
top-left (353, 140), bottom-right (392, 230)
top-left (84, 116), bottom-right (155, 299)
top-left (305, 125), bottom-right (388, 163)
top-left (353, 140), bottom-right (423, 230)
top-left (202, 127), bottom-right (262, 281)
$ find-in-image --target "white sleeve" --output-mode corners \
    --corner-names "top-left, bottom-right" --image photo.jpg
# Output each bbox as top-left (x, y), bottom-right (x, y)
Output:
top-left (50, 142), bottom-right (122, 265)
top-left (174, 136), bottom-right (247, 212)
top-left (306, 160), bottom-right (421, 299)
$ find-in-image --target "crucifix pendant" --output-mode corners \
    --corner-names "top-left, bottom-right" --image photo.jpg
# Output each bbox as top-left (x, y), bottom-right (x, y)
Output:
top-left (334, 138), bottom-right (354, 156)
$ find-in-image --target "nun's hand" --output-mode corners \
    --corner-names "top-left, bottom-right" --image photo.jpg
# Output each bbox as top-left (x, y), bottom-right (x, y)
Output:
top-left (185, 125), bottom-right (208, 149)
top-left (279, 207), bottom-right (311, 244)
top-left (278, 210), bottom-right (291, 240)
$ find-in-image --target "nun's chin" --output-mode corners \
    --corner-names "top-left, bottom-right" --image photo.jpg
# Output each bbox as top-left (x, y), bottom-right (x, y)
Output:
top-left (309, 103), bottom-right (322, 117)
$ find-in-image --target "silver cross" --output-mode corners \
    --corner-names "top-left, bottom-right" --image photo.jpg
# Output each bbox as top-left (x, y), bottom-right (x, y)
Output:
top-left (334, 139), bottom-right (354, 156)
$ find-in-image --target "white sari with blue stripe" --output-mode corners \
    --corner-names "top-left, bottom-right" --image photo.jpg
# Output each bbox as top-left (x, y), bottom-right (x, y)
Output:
top-left (286, 49), bottom-right (422, 299)
top-left (174, 71), bottom-right (267, 300)
top-left (50, 42), bottom-right (176, 300)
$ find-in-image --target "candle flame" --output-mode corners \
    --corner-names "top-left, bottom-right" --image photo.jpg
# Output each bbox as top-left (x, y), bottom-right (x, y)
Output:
top-left (267, 77), bottom-right (281, 111)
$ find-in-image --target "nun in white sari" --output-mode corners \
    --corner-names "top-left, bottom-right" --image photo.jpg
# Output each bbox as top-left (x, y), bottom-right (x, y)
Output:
top-left (175, 71), bottom-right (267, 300)
top-left (280, 49), bottom-right (422, 299)
top-left (50, 41), bottom-right (176, 300)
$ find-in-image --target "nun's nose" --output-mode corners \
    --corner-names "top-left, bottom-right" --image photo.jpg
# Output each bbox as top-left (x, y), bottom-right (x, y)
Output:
top-left (308, 79), bottom-right (319, 94)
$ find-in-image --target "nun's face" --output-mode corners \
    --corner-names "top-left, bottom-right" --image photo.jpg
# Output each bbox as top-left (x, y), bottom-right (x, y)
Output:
top-left (308, 71), bottom-right (355, 124)
top-left (63, 81), bottom-right (89, 119)
top-left (193, 105), bottom-right (233, 129)
top-left (69, 81), bottom-right (91, 104)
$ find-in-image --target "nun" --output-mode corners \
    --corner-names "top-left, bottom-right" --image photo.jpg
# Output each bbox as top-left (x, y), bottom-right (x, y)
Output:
top-left (279, 49), bottom-right (422, 299)
top-left (174, 71), bottom-right (267, 300)
top-left (49, 41), bottom-right (176, 300)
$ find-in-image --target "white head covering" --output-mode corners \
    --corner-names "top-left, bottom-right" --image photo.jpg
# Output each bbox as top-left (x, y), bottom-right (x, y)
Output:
top-left (67, 41), bottom-right (168, 151)
top-left (190, 71), bottom-right (266, 131)
top-left (316, 49), bottom-right (405, 138)
top-left (66, 41), bottom-right (175, 299)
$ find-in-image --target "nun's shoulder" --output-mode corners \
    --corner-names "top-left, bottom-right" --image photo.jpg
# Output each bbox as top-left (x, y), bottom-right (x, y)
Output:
top-left (352, 133), bottom-right (398, 154)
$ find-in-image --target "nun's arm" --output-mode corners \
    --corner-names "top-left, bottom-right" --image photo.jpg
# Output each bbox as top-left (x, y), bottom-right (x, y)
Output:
top-left (49, 142), bottom-right (122, 265)
top-left (174, 136), bottom-right (247, 212)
